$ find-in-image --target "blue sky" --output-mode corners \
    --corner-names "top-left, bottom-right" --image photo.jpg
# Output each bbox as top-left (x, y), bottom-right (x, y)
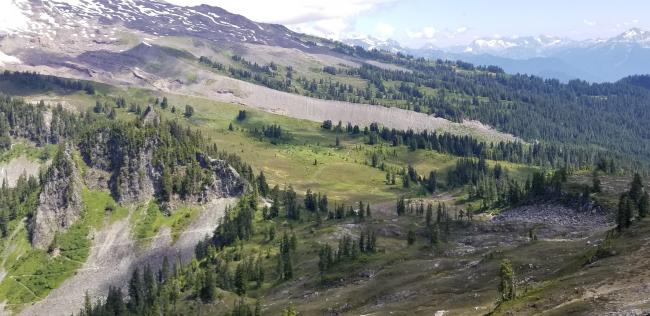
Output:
top-left (167, 0), bottom-right (650, 47)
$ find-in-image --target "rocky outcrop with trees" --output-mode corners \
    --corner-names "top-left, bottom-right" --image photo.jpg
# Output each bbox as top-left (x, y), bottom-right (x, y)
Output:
top-left (31, 142), bottom-right (84, 249)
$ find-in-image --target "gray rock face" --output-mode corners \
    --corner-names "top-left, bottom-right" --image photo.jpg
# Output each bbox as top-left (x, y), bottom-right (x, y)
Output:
top-left (80, 128), bottom-right (161, 204)
top-left (80, 129), bottom-right (243, 205)
top-left (112, 141), bottom-right (160, 204)
top-left (203, 156), bottom-right (246, 198)
top-left (32, 143), bottom-right (84, 250)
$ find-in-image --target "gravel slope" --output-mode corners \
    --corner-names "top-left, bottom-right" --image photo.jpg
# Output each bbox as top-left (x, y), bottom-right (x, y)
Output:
top-left (0, 156), bottom-right (43, 188)
top-left (18, 198), bottom-right (236, 316)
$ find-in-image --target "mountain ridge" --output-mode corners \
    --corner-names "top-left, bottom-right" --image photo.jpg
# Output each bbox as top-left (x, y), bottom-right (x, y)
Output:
top-left (343, 28), bottom-right (650, 82)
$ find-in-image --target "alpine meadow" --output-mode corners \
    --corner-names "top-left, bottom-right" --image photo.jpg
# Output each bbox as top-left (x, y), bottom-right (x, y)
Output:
top-left (0, 0), bottom-right (649, 315)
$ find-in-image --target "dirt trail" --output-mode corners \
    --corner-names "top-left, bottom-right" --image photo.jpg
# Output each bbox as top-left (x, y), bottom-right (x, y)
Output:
top-left (17, 197), bottom-right (236, 316)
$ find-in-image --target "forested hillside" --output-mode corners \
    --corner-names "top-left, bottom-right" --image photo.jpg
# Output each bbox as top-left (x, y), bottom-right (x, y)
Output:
top-left (0, 0), bottom-right (649, 311)
top-left (0, 62), bottom-right (647, 316)
top-left (198, 49), bottom-right (650, 169)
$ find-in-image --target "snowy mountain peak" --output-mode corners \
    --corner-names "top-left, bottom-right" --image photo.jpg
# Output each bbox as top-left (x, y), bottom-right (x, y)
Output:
top-left (0, 0), bottom-right (313, 50)
top-left (613, 27), bottom-right (650, 43)
top-left (342, 35), bottom-right (404, 53)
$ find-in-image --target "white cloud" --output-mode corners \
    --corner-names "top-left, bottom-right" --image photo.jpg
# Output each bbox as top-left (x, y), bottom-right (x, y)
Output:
top-left (166, 0), bottom-right (396, 24)
top-left (290, 18), bottom-right (351, 40)
top-left (407, 26), bottom-right (437, 39)
top-left (583, 19), bottom-right (597, 27)
top-left (375, 22), bottom-right (395, 38)
top-left (165, 0), bottom-right (397, 40)
top-left (456, 26), bottom-right (468, 34)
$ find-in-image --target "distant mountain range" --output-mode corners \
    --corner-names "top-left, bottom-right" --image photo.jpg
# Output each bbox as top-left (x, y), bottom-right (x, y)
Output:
top-left (344, 28), bottom-right (650, 82)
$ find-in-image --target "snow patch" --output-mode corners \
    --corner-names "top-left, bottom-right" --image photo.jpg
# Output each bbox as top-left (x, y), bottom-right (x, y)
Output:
top-left (0, 0), bottom-right (31, 34)
top-left (0, 50), bottom-right (22, 66)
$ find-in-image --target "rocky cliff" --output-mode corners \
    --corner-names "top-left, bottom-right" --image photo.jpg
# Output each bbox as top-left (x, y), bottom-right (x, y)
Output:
top-left (198, 153), bottom-right (246, 199)
top-left (79, 124), bottom-right (161, 204)
top-left (112, 140), bottom-right (160, 203)
top-left (31, 143), bottom-right (84, 249)
top-left (79, 120), bottom-right (244, 205)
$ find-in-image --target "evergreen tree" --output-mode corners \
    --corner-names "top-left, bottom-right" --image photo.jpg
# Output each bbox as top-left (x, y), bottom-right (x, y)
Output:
top-left (160, 96), bottom-right (168, 109)
top-left (617, 193), bottom-right (633, 231)
top-left (234, 263), bottom-right (247, 295)
top-left (639, 192), bottom-right (649, 219)
top-left (257, 171), bottom-right (269, 197)
top-left (592, 172), bottom-right (602, 193)
top-left (498, 259), bottom-right (516, 302)
top-left (407, 229), bottom-right (416, 245)
top-left (84, 291), bottom-right (93, 316)
top-left (396, 196), bottom-right (406, 216)
top-left (629, 173), bottom-right (644, 202)
top-left (184, 104), bottom-right (194, 118)
top-left (199, 271), bottom-right (216, 303)
top-left (127, 268), bottom-right (143, 312)
top-left (426, 171), bottom-right (437, 193)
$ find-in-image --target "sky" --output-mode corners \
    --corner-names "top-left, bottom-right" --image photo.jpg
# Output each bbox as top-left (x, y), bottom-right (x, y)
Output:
top-left (165, 0), bottom-right (650, 48)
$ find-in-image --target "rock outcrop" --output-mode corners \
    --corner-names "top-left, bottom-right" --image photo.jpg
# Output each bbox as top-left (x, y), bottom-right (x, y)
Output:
top-left (198, 154), bottom-right (246, 200)
top-left (31, 143), bottom-right (84, 249)
top-left (112, 140), bottom-right (160, 203)
top-left (80, 126), bottom-right (161, 204)
top-left (80, 126), bottom-right (244, 205)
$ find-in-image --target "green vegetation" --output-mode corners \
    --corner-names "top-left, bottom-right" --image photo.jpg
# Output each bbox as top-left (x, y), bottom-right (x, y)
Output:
top-left (0, 188), bottom-right (119, 311)
top-left (131, 202), bottom-right (199, 246)
top-left (1, 70), bottom-right (647, 315)
top-left (198, 50), bottom-right (650, 171)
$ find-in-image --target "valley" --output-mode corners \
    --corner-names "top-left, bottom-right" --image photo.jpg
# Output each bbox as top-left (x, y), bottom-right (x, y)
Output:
top-left (0, 1), bottom-right (648, 316)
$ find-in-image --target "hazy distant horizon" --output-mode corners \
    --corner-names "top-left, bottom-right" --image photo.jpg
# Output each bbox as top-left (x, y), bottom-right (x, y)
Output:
top-left (165, 0), bottom-right (649, 48)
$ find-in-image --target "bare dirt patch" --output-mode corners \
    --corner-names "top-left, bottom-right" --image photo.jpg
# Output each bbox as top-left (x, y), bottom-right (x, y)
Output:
top-left (18, 198), bottom-right (236, 316)
top-left (492, 204), bottom-right (613, 239)
top-left (0, 156), bottom-right (43, 188)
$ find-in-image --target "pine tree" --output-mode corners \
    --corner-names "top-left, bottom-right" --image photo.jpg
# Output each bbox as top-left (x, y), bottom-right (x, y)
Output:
top-left (160, 96), bottom-right (168, 109)
top-left (143, 264), bottom-right (156, 307)
top-left (290, 232), bottom-right (298, 251)
top-left (83, 291), bottom-right (93, 316)
top-left (128, 268), bottom-right (143, 312)
top-left (498, 259), bottom-right (516, 301)
top-left (254, 299), bottom-right (262, 316)
top-left (639, 192), bottom-right (649, 219)
top-left (396, 196), bottom-right (406, 216)
top-left (617, 193), bottom-right (633, 231)
top-left (255, 255), bottom-right (265, 288)
top-left (184, 104), bottom-right (194, 118)
top-left (257, 171), bottom-right (269, 197)
top-left (425, 204), bottom-right (433, 227)
top-left (629, 173), bottom-right (644, 202)
top-left (234, 263), bottom-right (246, 295)
top-left (429, 225), bottom-right (439, 246)
top-left (426, 171), bottom-right (437, 193)
top-left (407, 229), bottom-right (416, 245)
top-left (105, 286), bottom-right (126, 315)
top-left (160, 256), bottom-right (170, 284)
top-left (592, 172), bottom-right (602, 193)
top-left (200, 271), bottom-right (216, 302)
